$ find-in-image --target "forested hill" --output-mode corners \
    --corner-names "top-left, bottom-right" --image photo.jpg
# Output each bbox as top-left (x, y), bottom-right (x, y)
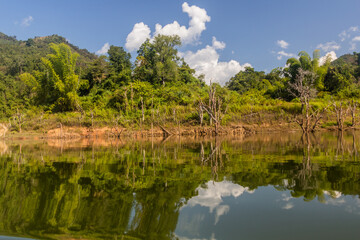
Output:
top-left (0, 32), bottom-right (97, 75)
top-left (331, 53), bottom-right (360, 68)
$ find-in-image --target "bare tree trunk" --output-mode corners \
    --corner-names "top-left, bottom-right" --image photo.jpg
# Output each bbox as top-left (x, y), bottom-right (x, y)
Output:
top-left (16, 108), bottom-right (23, 133)
top-left (141, 97), bottom-right (145, 122)
top-left (123, 87), bottom-right (129, 114)
top-left (151, 96), bottom-right (154, 137)
top-left (197, 103), bottom-right (204, 127)
top-left (199, 84), bottom-right (225, 135)
top-left (334, 102), bottom-right (346, 131)
top-left (349, 100), bottom-right (357, 127)
top-left (91, 111), bottom-right (94, 129)
top-left (130, 83), bottom-right (134, 111)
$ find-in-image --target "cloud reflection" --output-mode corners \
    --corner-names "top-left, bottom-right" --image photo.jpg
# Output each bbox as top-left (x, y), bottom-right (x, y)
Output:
top-left (186, 181), bottom-right (253, 225)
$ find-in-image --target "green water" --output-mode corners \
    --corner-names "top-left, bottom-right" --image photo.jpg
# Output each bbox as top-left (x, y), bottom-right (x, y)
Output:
top-left (0, 132), bottom-right (360, 239)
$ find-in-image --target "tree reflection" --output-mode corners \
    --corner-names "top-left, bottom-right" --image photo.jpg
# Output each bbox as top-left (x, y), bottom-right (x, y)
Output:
top-left (0, 134), bottom-right (360, 239)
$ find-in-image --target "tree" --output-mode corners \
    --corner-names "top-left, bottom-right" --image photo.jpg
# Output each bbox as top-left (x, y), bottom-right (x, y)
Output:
top-left (108, 45), bottom-right (132, 74)
top-left (288, 69), bottom-right (324, 132)
top-left (285, 50), bottom-right (330, 92)
top-left (324, 65), bottom-right (356, 94)
top-left (20, 43), bottom-right (80, 111)
top-left (226, 67), bottom-right (267, 94)
top-left (134, 35), bottom-right (181, 86)
top-left (153, 35), bottom-right (181, 86)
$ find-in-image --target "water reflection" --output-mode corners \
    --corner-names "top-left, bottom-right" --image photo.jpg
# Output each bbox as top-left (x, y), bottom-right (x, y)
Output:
top-left (186, 181), bottom-right (253, 224)
top-left (0, 132), bottom-right (359, 239)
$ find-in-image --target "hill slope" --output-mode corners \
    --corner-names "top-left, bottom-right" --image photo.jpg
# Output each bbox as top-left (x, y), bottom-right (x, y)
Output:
top-left (0, 32), bottom-right (98, 75)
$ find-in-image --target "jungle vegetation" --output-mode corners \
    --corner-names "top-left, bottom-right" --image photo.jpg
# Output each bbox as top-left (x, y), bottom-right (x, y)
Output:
top-left (1, 32), bottom-right (360, 133)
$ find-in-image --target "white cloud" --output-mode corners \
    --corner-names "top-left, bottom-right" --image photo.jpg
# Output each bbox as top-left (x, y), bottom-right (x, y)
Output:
top-left (181, 40), bottom-right (251, 85)
top-left (126, 2), bottom-right (210, 51)
top-left (276, 51), bottom-right (296, 60)
top-left (277, 40), bottom-right (289, 49)
top-left (21, 16), bottom-right (33, 27)
top-left (316, 41), bottom-right (340, 52)
top-left (352, 36), bottom-right (360, 42)
top-left (339, 26), bottom-right (359, 42)
top-left (125, 22), bottom-right (151, 51)
top-left (349, 26), bottom-right (359, 32)
top-left (339, 31), bottom-right (348, 42)
top-left (349, 36), bottom-right (360, 51)
top-left (154, 2), bottom-right (210, 45)
top-left (125, 2), bottom-right (248, 85)
top-left (96, 42), bottom-right (110, 55)
top-left (319, 51), bottom-right (337, 66)
top-left (212, 37), bottom-right (226, 50)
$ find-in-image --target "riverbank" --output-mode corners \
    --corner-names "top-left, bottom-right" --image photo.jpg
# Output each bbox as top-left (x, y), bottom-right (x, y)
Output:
top-left (1, 121), bottom-right (356, 141)
top-left (1, 108), bottom-right (359, 140)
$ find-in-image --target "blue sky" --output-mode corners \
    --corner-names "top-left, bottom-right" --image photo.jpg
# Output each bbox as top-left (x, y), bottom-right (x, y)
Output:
top-left (0, 0), bottom-right (360, 84)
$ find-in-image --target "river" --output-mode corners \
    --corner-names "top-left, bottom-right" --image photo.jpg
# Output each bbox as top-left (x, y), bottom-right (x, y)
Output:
top-left (0, 131), bottom-right (359, 239)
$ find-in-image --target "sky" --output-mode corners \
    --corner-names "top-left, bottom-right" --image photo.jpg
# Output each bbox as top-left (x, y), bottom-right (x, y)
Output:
top-left (0, 0), bottom-right (360, 84)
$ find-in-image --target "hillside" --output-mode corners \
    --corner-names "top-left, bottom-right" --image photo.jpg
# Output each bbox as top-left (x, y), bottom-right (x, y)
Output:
top-left (331, 52), bottom-right (360, 68)
top-left (0, 32), bottom-right (97, 75)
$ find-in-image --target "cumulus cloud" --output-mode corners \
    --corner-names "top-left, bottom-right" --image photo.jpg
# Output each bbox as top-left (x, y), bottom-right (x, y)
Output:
top-left (126, 2), bottom-right (210, 51)
top-left (277, 40), bottom-right (289, 49)
top-left (21, 16), bottom-right (33, 27)
top-left (96, 42), bottom-right (110, 55)
top-left (181, 38), bottom-right (251, 85)
top-left (276, 51), bottom-right (296, 60)
top-left (212, 37), bottom-right (226, 50)
top-left (319, 51), bottom-right (337, 66)
top-left (154, 2), bottom-right (210, 45)
top-left (125, 2), bottom-right (210, 51)
top-left (125, 22), bottom-right (151, 51)
top-left (125, 2), bottom-right (248, 85)
top-left (317, 41), bottom-right (341, 52)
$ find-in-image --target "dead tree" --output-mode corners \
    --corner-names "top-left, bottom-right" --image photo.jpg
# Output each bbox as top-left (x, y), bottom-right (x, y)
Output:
top-left (130, 83), bottom-right (135, 111)
top-left (289, 69), bottom-right (325, 133)
top-left (349, 100), bottom-right (357, 127)
top-left (0, 124), bottom-right (8, 138)
top-left (14, 108), bottom-right (25, 133)
top-left (140, 97), bottom-right (145, 122)
top-left (111, 116), bottom-right (124, 138)
top-left (123, 87), bottom-right (129, 114)
top-left (196, 102), bottom-right (204, 127)
top-left (333, 102), bottom-right (347, 131)
top-left (200, 83), bottom-right (224, 135)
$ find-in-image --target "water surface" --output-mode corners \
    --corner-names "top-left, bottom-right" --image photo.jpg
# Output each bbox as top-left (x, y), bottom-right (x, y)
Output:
top-left (0, 132), bottom-right (359, 239)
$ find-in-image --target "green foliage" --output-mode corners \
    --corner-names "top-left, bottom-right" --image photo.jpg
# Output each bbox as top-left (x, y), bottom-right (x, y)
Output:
top-left (2, 31), bottom-right (360, 127)
top-left (226, 67), bottom-right (267, 94)
top-left (108, 45), bottom-right (132, 73)
top-left (20, 43), bottom-right (80, 111)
